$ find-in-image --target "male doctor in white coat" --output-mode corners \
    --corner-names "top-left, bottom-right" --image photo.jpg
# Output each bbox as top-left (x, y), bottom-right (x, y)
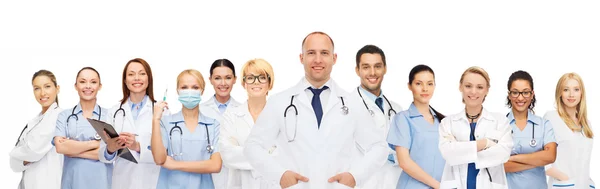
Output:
top-left (244, 31), bottom-right (389, 189)
top-left (350, 44), bottom-right (403, 189)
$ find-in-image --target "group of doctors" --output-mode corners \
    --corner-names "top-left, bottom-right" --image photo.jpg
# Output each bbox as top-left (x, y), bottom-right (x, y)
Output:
top-left (9, 31), bottom-right (595, 189)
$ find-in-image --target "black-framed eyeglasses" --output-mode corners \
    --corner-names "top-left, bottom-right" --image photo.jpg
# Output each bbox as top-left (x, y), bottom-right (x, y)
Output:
top-left (243, 74), bottom-right (270, 84)
top-left (508, 90), bottom-right (532, 98)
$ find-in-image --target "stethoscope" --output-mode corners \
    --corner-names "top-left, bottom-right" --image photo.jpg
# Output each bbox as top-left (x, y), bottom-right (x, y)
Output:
top-left (283, 94), bottom-right (348, 142)
top-left (356, 87), bottom-right (396, 119)
top-left (15, 106), bottom-right (59, 146)
top-left (66, 105), bottom-right (102, 140)
top-left (168, 122), bottom-right (213, 157)
top-left (113, 100), bottom-right (155, 130)
top-left (506, 113), bottom-right (537, 147)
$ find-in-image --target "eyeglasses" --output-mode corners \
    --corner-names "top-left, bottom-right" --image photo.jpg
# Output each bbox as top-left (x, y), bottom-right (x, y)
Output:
top-left (243, 74), bottom-right (270, 84)
top-left (508, 90), bottom-right (532, 98)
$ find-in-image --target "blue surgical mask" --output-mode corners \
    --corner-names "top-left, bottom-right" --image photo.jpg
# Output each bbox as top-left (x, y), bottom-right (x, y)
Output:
top-left (178, 89), bottom-right (202, 109)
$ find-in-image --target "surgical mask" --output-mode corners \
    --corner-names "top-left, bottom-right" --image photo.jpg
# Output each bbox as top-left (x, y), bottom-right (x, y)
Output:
top-left (178, 89), bottom-right (202, 109)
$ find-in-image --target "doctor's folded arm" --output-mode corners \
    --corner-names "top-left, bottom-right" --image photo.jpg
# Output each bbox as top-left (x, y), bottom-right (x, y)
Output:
top-left (52, 67), bottom-right (113, 189)
top-left (438, 66), bottom-right (513, 189)
top-left (502, 70), bottom-right (557, 189)
top-left (243, 31), bottom-right (388, 189)
top-left (151, 69), bottom-right (223, 189)
top-left (98, 58), bottom-right (161, 189)
top-left (10, 70), bottom-right (64, 189)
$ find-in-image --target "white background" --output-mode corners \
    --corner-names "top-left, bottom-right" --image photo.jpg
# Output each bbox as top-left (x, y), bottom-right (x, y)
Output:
top-left (1, 1), bottom-right (597, 187)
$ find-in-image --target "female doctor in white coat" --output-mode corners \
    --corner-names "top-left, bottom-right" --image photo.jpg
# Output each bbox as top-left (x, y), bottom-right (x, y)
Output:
top-left (438, 66), bottom-right (513, 189)
top-left (200, 59), bottom-right (241, 189)
top-left (99, 58), bottom-right (161, 189)
top-left (219, 58), bottom-right (278, 189)
top-left (10, 70), bottom-right (64, 189)
top-left (544, 72), bottom-right (594, 189)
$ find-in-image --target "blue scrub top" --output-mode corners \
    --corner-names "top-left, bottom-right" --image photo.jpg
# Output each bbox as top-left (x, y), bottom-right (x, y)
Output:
top-left (387, 103), bottom-right (445, 189)
top-left (156, 110), bottom-right (220, 189)
top-left (506, 110), bottom-right (556, 189)
top-left (54, 104), bottom-right (112, 189)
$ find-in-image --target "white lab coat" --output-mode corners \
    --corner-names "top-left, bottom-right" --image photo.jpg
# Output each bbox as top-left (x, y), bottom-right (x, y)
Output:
top-left (98, 98), bottom-right (161, 189)
top-left (349, 87), bottom-right (403, 189)
top-left (543, 110), bottom-right (595, 189)
top-left (200, 96), bottom-right (242, 189)
top-left (438, 108), bottom-right (513, 189)
top-left (219, 101), bottom-right (279, 189)
top-left (244, 78), bottom-right (389, 189)
top-left (10, 102), bottom-right (63, 189)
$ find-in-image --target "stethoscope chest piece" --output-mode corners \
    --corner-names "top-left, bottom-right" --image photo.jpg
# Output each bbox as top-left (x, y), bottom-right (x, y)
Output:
top-left (206, 145), bottom-right (214, 153)
top-left (529, 139), bottom-right (537, 147)
top-left (341, 105), bottom-right (349, 115)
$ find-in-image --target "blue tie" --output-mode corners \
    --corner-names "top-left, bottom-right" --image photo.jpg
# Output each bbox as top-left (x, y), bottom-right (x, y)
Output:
top-left (309, 86), bottom-right (328, 128)
top-left (375, 97), bottom-right (384, 113)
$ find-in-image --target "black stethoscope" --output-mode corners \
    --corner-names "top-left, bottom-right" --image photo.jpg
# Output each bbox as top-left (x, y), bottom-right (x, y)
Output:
top-left (467, 111), bottom-right (493, 183)
top-left (506, 113), bottom-right (537, 147)
top-left (66, 105), bottom-right (102, 140)
top-left (113, 100), bottom-right (155, 125)
top-left (356, 87), bottom-right (396, 119)
top-left (283, 94), bottom-right (348, 142)
top-left (15, 106), bottom-right (59, 146)
top-left (168, 122), bottom-right (213, 157)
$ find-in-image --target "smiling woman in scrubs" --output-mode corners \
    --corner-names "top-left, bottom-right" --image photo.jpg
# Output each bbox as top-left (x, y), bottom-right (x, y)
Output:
top-left (151, 69), bottom-right (223, 189)
top-left (53, 67), bottom-right (111, 189)
top-left (387, 64), bottom-right (446, 189)
top-left (544, 72), bottom-right (594, 189)
top-left (503, 70), bottom-right (557, 189)
top-left (10, 70), bottom-right (63, 189)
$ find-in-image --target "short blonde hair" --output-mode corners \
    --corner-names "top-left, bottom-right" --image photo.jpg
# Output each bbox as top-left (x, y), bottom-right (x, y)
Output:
top-left (459, 66), bottom-right (491, 102)
top-left (555, 72), bottom-right (593, 138)
top-left (241, 58), bottom-right (275, 90)
top-left (176, 69), bottom-right (206, 94)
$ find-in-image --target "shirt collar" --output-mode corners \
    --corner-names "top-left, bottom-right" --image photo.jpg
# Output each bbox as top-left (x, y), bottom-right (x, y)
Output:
top-left (213, 95), bottom-right (231, 107)
top-left (302, 77), bottom-right (333, 90)
top-left (74, 103), bottom-right (101, 115)
top-left (358, 86), bottom-right (383, 103)
top-left (408, 103), bottom-right (438, 118)
top-left (506, 110), bottom-right (542, 126)
top-left (129, 95), bottom-right (148, 109)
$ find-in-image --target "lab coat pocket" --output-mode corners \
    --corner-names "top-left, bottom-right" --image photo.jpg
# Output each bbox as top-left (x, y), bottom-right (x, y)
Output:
top-left (332, 182), bottom-right (354, 189)
top-left (489, 182), bottom-right (507, 189)
top-left (589, 178), bottom-right (595, 188)
top-left (285, 182), bottom-right (305, 189)
top-left (439, 179), bottom-right (460, 189)
top-left (552, 179), bottom-right (576, 189)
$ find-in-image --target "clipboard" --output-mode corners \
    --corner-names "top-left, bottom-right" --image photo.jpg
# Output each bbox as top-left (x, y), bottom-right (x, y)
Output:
top-left (87, 118), bottom-right (138, 164)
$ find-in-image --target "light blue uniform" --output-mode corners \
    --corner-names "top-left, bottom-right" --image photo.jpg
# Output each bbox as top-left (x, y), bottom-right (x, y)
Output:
top-left (156, 111), bottom-right (220, 189)
top-left (506, 110), bottom-right (556, 189)
top-left (54, 104), bottom-right (111, 189)
top-left (387, 103), bottom-right (445, 189)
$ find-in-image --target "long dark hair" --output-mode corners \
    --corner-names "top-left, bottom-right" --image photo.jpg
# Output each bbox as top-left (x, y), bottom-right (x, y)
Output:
top-left (408, 64), bottom-right (445, 120)
top-left (120, 58), bottom-right (156, 105)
